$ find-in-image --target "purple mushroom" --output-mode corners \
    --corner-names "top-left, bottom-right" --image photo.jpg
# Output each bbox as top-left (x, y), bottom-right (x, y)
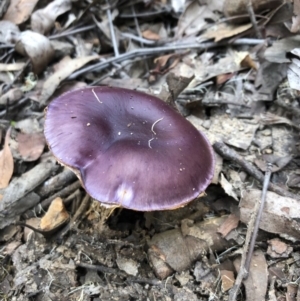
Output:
top-left (44, 86), bottom-right (215, 211)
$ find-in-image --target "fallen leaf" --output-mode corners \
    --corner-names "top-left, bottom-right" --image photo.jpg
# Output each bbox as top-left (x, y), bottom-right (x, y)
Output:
top-left (177, 1), bottom-right (217, 37)
top-left (0, 20), bottom-right (20, 44)
top-left (142, 29), bottom-right (160, 40)
top-left (220, 173), bottom-right (239, 201)
top-left (15, 30), bottom-right (54, 74)
top-left (0, 128), bottom-right (14, 189)
top-left (233, 249), bottom-right (268, 301)
top-left (220, 270), bottom-right (235, 292)
top-left (3, 0), bottom-right (39, 24)
top-left (202, 22), bottom-right (252, 42)
top-left (267, 238), bottom-right (293, 258)
top-left (40, 197), bottom-right (69, 232)
top-left (217, 214), bottom-right (240, 237)
top-left (31, 0), bottom-right (72, 35)
top-left (39, 55), bottom-right (99, 105)
top-left (9, 118), bottom-right (45, 161)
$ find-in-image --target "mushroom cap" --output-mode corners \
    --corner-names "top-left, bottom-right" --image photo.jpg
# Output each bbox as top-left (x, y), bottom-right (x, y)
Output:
top-left (44, 86), bottom-right (215, 211)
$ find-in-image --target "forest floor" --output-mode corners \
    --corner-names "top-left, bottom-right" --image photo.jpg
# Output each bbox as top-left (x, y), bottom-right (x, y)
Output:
top-left (1, 0), bottom-right (300, 300)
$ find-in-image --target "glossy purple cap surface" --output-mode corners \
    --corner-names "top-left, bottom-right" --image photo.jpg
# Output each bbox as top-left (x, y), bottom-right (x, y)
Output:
top-left (44, 86), bottom-right (215, 211)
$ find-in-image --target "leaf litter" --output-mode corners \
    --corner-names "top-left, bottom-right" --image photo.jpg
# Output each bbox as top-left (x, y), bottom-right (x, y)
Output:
top-left (0, 0), bottom-right (300, 300)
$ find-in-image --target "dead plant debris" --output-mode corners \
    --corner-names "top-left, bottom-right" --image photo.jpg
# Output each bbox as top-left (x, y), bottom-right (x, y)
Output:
top-left (1, 0), bottom-right (300, 300)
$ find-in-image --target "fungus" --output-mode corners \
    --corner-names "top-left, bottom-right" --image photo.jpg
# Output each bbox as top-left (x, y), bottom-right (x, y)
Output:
top-left (44, 86), bottom-right (215, 211)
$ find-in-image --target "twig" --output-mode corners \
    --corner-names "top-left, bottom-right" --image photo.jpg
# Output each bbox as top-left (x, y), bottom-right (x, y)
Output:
top-left (246, 0), bottom-right (262, 39)
top-left (245, 163), bottom-right (272, 272)
top-left (213, 141), bottom-right (300, 201)
top-left (228, 163), bottom-right (272, 301)
top-left (131, 5), bottom-right (149, 73)
top-left (76, 261), bottom-right (125, 276)
top-left (49, 25), bottom-right (96, 40)
top-left (106, 0), bottom-right (119, 57)
top-left (0, 96), bottom-right (29, 118)
top-left (23, 180), bottom-right (82, 219)
top-left (68, 39), bottom-right (264, 80)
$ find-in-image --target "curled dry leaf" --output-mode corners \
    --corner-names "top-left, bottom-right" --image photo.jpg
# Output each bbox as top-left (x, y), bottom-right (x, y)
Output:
top-left (31, 0), bottom-right (72, 35)
top-left (39, 55), bottom-right (99, 105)
top-left (202, 22), bottom-right (252, 42)
top-left (9, 118), bottom-right (45, 162)
top-left (0, 128), bottom-right (14, 189)
top-left (177, 2), bottom-right (217, 37)
top-left (3, 0), bottom-right (39, 24)
top-left (15, 30), bottom-right (54, 75)
top-left (142, 29), bottom-right (160, 41)
top-left (0, 20), bottom-right (20, 44)
top-left (40, 197), bottom-right (69, 232)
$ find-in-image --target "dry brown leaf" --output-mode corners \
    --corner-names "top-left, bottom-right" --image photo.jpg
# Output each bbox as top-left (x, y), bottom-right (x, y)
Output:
top-left (217, 214), bottom-right (240, 237)
top-left (152, 54), bottom-right (181, 75)
top-left (9, 118), bottom-right (45, 161)
top-left (13, 133), bottom-right (45, 162)
top-left (3, 0), bottom-right (39, 24)
top-left (0, 128), bottom-right (14, 189)
top-left (177, 2), bottom-right (217, 37)
top-left (267, 238), bottom-right (293, 258)
top-left (31, 0), bottom-right (71, 35)
top-left (15, 31), bottom-right (54, 74)
top-left (233, 249), bottom-right (268, 301)
top-left (202, 23), bottom-right (252, 42)
top-left (40, 197), bottom-right (69, 232)
top-left (142, 29), bottom-right (160, 41)
top-left (220, 270), bottom-right (235, 292)
top-left (39, 55), bottom-right (99, 105)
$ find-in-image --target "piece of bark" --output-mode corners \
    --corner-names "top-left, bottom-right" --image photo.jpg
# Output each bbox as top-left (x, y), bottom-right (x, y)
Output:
top-left (0, 157), bottom-right (59, 229)
top-left (148, 216), bottom-right (236, 279)
top-left (240, 189), bottom-right (300, 241)
top-left (36, 168), bottom-right (77, 198)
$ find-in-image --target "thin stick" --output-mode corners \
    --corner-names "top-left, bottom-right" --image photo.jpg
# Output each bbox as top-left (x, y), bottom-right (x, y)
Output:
top-left (245, 162), bottom-right (272, 272)
top-left (131, 5), bottom-right (149, 73)
top-left (229, 163), bottom-right (272, 301)
top-left (106, 0), bottom-right (119, 57)
top-left (68, 39), bottom-right (264, 80)
top-left (49, 25), bottom-right (96, 40)
top-left (246, 0), bottom-right (262, 39)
